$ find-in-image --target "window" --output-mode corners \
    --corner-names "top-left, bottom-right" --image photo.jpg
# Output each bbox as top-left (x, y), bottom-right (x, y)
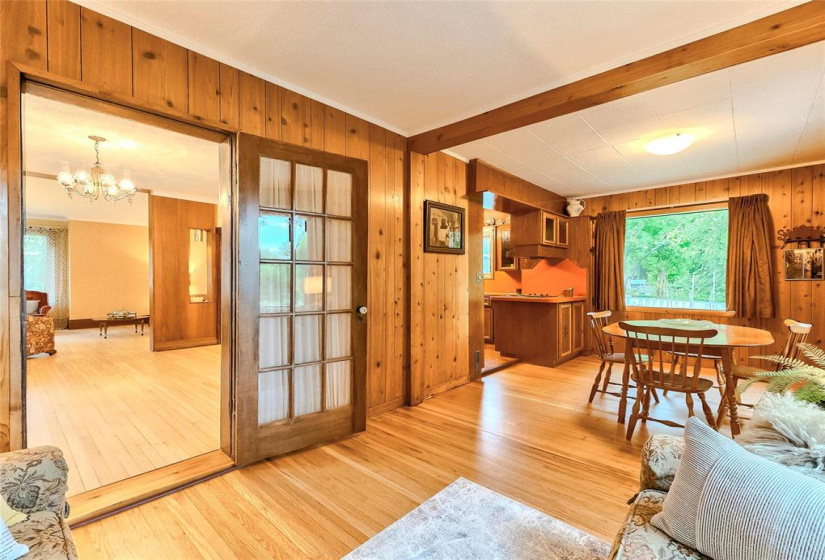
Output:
top-left (482, 226), bottom-right (495, 279)
top-left (624, 208), bottom-right (728, 310)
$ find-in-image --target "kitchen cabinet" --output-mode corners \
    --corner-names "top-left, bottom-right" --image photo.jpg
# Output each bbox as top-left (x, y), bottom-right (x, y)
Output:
top-left (511, 209), bottom-right (569, 248)
top-left (488, 296), bottom-right (586, 367)
top-left (484, 306), bottom-right (493, 342)
top-left (573, 300), bottom-right (584, 352)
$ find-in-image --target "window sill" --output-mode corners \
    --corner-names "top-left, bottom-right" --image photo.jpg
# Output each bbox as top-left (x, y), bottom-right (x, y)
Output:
top-left (625, 306), bottom-right (736, 318)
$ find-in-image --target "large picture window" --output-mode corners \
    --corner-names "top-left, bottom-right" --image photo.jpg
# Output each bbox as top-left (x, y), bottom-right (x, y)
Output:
top-left (624, 208), bottom-right (728, 310)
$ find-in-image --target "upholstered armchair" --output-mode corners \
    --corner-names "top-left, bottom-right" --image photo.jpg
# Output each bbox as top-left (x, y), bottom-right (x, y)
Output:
top-left (25, 291), bottom-right (56, 357)
top-left (0, 446), bottom-right (77, 559)
top-left (609, 436), bottom-right (706, 560)
top-left (25, 291), bottom-right (52, 316)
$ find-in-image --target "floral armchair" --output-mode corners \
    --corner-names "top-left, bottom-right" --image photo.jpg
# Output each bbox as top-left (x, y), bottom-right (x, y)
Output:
top-left (0, 446), bottom-right (77, 559)
top-left (609, 435), bottom-right (710, 560)
top-left (26, 315), bottom-right (56, 357)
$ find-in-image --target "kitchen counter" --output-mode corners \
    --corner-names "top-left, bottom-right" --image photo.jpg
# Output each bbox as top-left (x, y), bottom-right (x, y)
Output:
top-left (487, 295), bottom-right (587, 304)
top-left (487, 295), bottom-right (586, 367)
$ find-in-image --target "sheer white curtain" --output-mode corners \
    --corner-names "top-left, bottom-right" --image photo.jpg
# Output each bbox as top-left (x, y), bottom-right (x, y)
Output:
top-left (24, 226), bottom-right (69, 329)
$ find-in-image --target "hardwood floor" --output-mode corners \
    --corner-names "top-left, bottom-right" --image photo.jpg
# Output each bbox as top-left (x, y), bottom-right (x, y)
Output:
top-left (72, 355), bottom-right (756, 558)
top-left (27, 328), bottom-right (221, 497)
top-left (482, 343), bottom-right (519, 374)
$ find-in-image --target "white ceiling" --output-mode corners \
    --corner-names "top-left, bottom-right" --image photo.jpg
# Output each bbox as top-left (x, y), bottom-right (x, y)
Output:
top-left (81, 0), bottom-right (804, 136)
top-left (23, 93), bottom-right (221, 222)
top-left (451, 41), bottom-right (825, 197)
top-left (26, 177), bottom-right (149, 227)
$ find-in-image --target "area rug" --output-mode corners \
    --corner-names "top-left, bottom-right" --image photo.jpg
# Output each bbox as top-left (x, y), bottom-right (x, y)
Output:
top-left (343, 477), bottom-right (610, 560)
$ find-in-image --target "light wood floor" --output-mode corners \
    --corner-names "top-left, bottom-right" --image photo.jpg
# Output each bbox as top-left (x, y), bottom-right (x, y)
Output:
top-left (482, 343), bottom-right (519, 373)
top-left (73, 355), bottom-right (757, 559)
top-left (27, 328), bottom-right (221, 497)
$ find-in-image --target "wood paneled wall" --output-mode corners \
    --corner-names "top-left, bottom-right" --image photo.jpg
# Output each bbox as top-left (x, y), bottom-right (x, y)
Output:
top-left (409, 152), bottom-right (476, 404)
top-left (0, 0), bottom-right (407, 450)
top-left (149, 196), bottom-right (219, 351)
top-left (582, 163), bottom-right (825, 361)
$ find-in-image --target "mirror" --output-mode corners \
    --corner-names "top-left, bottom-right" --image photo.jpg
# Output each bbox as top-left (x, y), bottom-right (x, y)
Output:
top-left (189, 228), bottom-right (213, 303)
top-left (482, 226), bottom-right (495, 279)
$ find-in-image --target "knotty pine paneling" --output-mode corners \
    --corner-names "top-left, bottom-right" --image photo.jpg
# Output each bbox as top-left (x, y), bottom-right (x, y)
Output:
top-left (238, 71), bottom-right (265, 136)
top-left (218, 63), bottom-right (240, 129)
top-left (187, 51), bottom-right (220, 123)
top-left (583, 163), bottom-right (825, 362)
top-left (132, 29), bottom-right (189, 112)
top-left (46, 0), bottom-right (81, 80)
top-left (0, 0), bottom-right (411, 452)
top-left (80, 7), bottom-right (132, 95)
top-left (263, 82), bottom-right (282, 141)
top-left (280, 88), bottom-right (312, 146)
top-left (409, 152), bottom-right (472, 405)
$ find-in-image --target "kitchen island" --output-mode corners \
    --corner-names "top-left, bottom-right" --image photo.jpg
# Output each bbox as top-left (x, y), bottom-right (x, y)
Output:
top-left (489, 295), bottom-right (587, 367)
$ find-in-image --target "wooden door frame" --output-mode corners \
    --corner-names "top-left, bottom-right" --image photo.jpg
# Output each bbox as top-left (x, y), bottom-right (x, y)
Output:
top-left (5, 62), bottom-right (237, 465)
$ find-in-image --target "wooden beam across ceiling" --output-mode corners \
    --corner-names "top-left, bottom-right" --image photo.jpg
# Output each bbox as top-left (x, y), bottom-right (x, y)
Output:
top-left (408, 1), bottom-right (825, 154)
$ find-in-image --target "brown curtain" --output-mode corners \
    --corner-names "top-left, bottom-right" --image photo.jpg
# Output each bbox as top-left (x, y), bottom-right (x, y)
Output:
top-left (726, 194), bottom-right (775, 318)
top-left (594, 210), bottom-right (626, 311)
top-left (24, 226), bottom-right (69, 329)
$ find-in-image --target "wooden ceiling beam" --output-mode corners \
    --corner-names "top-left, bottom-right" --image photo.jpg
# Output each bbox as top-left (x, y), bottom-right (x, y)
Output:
top-left (408, 2), bottom-right (825, 154)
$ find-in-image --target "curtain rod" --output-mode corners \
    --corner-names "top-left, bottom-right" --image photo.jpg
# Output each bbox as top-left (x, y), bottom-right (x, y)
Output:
top-left (625, 199), bottom-right (728, 215)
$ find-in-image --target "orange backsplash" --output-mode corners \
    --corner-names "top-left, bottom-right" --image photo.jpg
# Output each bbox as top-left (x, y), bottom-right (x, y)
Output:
top-left (484, 258), bottom-right (587, 296)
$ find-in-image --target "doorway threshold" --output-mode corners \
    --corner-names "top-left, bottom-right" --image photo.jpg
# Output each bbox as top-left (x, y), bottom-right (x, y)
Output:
top-left (68, 450), bottom-right (235, 528)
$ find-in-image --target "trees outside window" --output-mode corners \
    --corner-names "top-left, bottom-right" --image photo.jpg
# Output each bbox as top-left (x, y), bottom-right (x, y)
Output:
top-left (624, 209), bottom-right (728, 310)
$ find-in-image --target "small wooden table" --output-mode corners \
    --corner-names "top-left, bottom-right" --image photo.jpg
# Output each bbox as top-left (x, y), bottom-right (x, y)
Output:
top-left (603, 320), bottom-right (774, 436)
top-left (96, 315), bottom-right (150, 339)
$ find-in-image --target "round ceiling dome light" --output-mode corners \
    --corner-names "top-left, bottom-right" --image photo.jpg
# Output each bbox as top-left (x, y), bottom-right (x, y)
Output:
top-left (645, 133), bottom-right (694, 155)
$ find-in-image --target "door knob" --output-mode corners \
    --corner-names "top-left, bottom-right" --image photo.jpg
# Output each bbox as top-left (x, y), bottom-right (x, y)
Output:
top-left (357, 306), bottom-right (368, 315)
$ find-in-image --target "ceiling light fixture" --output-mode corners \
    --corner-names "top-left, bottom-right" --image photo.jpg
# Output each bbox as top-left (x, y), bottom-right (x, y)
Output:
top-left (56, 135), bottom-right (137, 203)
top-left (645, 133), bottom-right (694, 156)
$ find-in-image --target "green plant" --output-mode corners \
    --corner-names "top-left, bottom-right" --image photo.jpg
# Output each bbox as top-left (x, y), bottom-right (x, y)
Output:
top-left (738, 343), bottom-right (825, 408)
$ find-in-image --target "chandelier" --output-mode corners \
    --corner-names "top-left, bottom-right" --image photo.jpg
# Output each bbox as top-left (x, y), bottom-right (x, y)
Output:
top-left (56, 136), bottom-right (137, 203)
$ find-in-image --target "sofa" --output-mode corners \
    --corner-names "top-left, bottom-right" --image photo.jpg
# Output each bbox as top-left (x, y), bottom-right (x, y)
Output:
top-left (609, 434), bottom-right (706, 559)
top-left (0, 446), bottom-right (77, 559)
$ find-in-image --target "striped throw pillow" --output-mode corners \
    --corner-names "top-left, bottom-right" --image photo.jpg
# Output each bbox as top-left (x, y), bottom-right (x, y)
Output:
top-left (651, 417), bottom-right (825, 560)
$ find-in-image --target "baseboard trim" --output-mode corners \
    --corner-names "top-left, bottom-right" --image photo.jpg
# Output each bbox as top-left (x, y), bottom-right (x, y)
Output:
top-left (368, 397), bottom-right (404, 418)
top-left (153, 338), bottom-right (218, 352)
top-left (67, 318), bottom-right (98, 329)
top-left (68, 450), bottom-right (235, 528)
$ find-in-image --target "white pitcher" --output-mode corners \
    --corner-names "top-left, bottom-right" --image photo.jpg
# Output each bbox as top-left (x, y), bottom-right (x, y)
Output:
top-left (566, 198), bottom-right (586, 217)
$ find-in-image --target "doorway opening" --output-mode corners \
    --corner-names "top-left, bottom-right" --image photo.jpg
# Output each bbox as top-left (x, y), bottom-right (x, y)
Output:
top-left (21, 85), bottom-right (229, 501)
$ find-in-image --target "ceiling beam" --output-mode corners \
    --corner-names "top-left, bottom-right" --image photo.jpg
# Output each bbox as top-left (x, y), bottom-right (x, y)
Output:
top-left (408, 1), bottom-right (825, 154)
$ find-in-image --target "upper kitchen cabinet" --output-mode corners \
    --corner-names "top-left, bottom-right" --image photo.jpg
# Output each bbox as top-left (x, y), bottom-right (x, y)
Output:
top-left (512, 209), bottom-right (569, 248)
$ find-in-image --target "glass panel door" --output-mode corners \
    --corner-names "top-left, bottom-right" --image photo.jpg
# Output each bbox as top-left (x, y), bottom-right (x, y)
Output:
top-left (235, 134), bottom-right (367, 466)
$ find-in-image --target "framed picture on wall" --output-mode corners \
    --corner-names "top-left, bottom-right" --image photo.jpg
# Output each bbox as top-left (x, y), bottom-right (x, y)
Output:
top-left (424, 200), bottom-right (465, 254)
top-left (784, 247), bottom-right (824, 280)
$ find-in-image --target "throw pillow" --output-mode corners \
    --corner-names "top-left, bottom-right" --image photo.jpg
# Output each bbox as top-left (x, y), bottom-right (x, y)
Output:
top-left (0, 497), bottom-right (25, 527)
top-left (651, 417), bottom-right (825, 560)
top-left (0, 518), bottom-right (27, 560)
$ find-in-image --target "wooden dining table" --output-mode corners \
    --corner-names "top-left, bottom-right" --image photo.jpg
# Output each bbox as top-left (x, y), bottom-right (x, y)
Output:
top-left (603, 320), bottom-right (774, 436)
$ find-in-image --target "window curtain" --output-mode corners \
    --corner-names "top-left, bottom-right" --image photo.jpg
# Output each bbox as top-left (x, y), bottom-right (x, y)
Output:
top-left (24, 226), bottom-right (69, 329)
top-left (726, 194), bottom-right (775, 318)
top-left (594, 210), bottom-right (626, 311)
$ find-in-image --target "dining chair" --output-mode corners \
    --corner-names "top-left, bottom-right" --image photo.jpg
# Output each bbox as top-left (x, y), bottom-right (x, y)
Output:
top-left (620, 322), bottom-right (719, 440)
top-left (586, 311), bottom-right (657, 411)
top-left (717, 318), bottom-right (812, 422)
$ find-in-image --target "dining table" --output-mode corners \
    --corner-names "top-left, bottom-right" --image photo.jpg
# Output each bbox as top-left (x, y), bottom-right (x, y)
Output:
top-left (603, 319), bottom-right (774, 436)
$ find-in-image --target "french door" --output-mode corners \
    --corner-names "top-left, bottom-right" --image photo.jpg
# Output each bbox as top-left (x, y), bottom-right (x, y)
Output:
top-left (235, 134), bottom-right (368, 466)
